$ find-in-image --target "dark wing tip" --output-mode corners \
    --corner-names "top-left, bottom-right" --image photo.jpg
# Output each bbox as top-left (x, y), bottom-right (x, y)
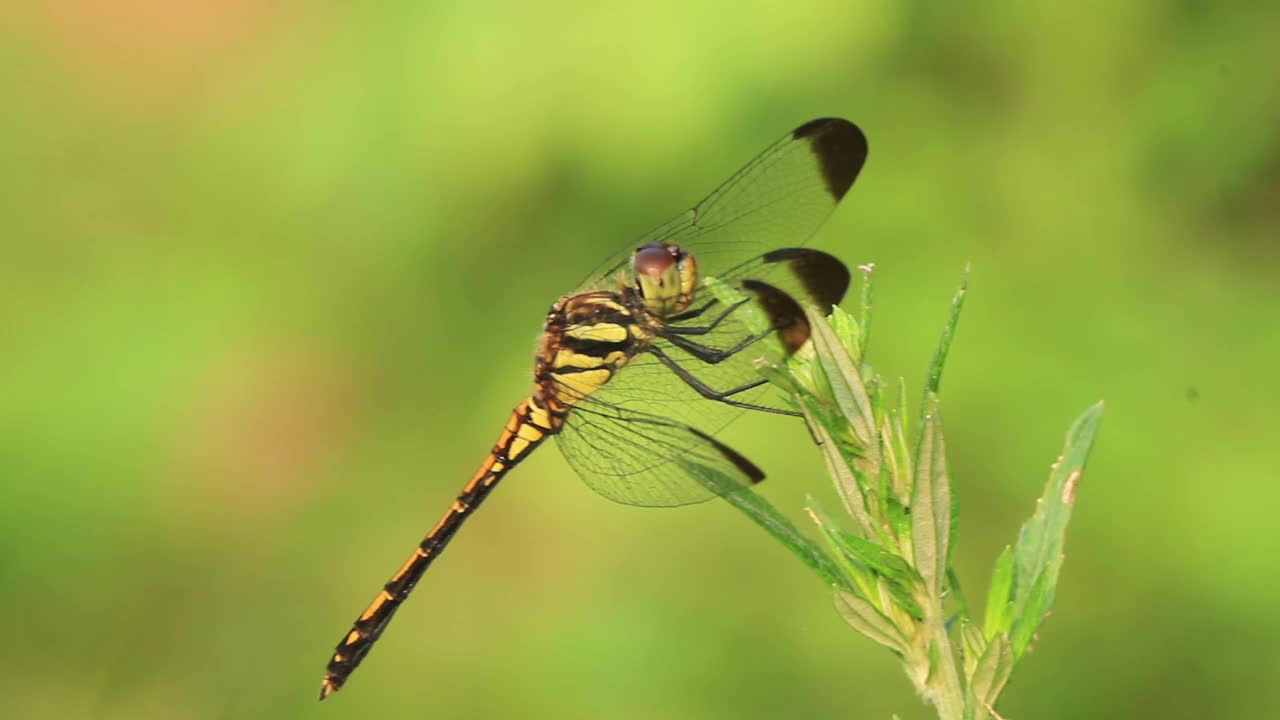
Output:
top-left (684, 425), bottom-right (766, 485)
top-left (791, 117), bottom-right (868, 201)
top-left (741, 279), bottom-right (811, 355)
top-left (761, 248), bottom-right (852, 309)
top-left (706, 435), bottom-right (766, 484)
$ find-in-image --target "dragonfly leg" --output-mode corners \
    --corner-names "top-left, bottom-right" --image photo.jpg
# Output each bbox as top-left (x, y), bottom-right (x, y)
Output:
top-left (666, 297), bottom-right (753, 336)
top-left (666, 297), bottom-right (720, 323)
top-left (660, 326), bottom-right (773, 364)
top-left (645, 346), bottom-right (801, 417)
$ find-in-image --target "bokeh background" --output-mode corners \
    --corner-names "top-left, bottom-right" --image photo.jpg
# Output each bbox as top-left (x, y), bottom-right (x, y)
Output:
top-left (3, 2), bottom-right (1278, 718)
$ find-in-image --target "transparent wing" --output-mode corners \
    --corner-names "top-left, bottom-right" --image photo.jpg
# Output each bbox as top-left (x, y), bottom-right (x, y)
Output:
top-left (576, 117), bottom-right (867, 292)
top-left (554, 251), bottom-right (851, 507)
top-left (579, 248), bottom-right (851, 439)
top-left (556, 393), bottom-right (764, 507)
top-left (554, 118), bottom-right (866, 509)
top-left (565, 328), bottom-right (774, 446)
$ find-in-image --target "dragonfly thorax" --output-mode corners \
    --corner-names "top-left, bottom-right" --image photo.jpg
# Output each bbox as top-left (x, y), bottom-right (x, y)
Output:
top-left (630, 241), bottom-right (698, 317)
top-left (534, 291), bottom-right (651, 412)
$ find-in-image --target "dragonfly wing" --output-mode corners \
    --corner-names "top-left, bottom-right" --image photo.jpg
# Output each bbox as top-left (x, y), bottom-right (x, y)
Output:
top-left (573, 248), bottom-right (851, 440)
top-left (556, 345), bottom-right (770, 448)
top-left (556, 394), bottom-right (764, 507)
top-left (576, 118), bottom-right (867, 291)
top-left (714, 247), bottom-right (852, 315)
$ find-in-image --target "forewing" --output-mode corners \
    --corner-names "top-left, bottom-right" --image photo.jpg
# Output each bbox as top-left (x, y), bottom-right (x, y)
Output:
top-left (577, 118), bottom-right (867, 291)
top-left (557, 248), bottom-right (852, 453)
top-left (556, 394), bottom-right (764, 507)
top-left (714, 247), bottom-right (852, 316)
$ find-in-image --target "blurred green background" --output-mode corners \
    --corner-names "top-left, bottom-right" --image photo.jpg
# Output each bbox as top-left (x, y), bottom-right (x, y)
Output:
top-left (2, 2), bottom-right (1278, 718)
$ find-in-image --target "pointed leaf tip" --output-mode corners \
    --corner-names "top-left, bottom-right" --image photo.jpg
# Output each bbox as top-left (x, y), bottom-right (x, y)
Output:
top-left (921, 268), bottom-right (969, 403)
top-left (983, 545), bottom-right (1015, 639)
top-left (1007, 401), bottom-right (1103, 660)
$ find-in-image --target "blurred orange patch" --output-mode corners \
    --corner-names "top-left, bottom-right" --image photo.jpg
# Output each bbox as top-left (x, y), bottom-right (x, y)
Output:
top-left (32, 0), bottom-right (295, 104)
top-left (170, 340), bottom-right (363, 522)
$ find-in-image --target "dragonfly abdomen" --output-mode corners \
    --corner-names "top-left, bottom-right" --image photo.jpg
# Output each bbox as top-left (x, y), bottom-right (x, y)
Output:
top-left (320, 397), bottom-right (559, 699)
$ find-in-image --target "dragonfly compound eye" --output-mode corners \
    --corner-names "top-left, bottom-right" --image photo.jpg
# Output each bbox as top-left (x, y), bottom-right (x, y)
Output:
top-left (632, 242), bottom-right (689, 315)
top-left (632, 242), bottom-right (677, 284)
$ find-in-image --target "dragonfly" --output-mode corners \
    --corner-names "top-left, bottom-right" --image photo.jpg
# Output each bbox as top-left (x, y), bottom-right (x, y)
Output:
top-left (319, 117), bottom-right (868, 699)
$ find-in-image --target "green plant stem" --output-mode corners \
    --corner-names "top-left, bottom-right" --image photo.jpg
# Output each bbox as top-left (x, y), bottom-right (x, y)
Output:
top-left (922, 601), bottom-right (966, 720)
top-left (732, 291), bottom-right (1100, 720)
top-left (902, 603), bottom-right (965, 720)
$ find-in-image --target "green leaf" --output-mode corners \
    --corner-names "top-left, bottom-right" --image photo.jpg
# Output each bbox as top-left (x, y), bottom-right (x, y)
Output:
top-left (829, 305), bottom-right (862, 364)
top-left (983, 545), bottom-right (1015, 639)
top-left (835, 590), bottom-right (907, 655)
top-left (886, 494), bottom-right (912, 557)
top-left (884, 379), bottom-right (913, 506)
top-left (960, 620), bottom-right (987, 677)
top-left (805, 501), bottom-right (875, 599)
top-left (910, 395), bottom-right (951, 598)
top-left (839, 529), bottom-right (915, 583)
top-left (832, 525), bottom-right (925, 619)
top-left (969, 633), bottom-right (1014, 714)
top-left (800, 403), bottom-right (877, 538)
top-left (857, 262), bottom-right (876, 364)
top-left (1008, 401), bottom-right (1104, 659)
top-left (921, 266), bottom-right (969, 403)
top-left (807, 307), bottom-right (877, 450)
top-left (806, 498), bottom-right (922, 620)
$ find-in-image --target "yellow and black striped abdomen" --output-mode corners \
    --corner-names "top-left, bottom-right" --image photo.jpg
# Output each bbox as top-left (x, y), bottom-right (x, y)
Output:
top-left (322, 292), bottom-right (644, 699)
top-left (320, 397), bottom-right (558, 699)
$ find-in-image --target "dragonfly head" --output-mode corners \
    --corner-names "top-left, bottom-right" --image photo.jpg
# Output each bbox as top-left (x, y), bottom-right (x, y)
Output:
top-left (631, 241), bottom-right (698, 316)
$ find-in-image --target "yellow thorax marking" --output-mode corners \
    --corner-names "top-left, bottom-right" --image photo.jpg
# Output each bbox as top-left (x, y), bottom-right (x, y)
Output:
top-left (553, 368), bottom-right (613, 400)
top-left (571, 295), bottom-right (627, 313)
top-left (563, 322), bottom-right (629, 343)
top-left (554, 348), bottom-right (626, 370)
